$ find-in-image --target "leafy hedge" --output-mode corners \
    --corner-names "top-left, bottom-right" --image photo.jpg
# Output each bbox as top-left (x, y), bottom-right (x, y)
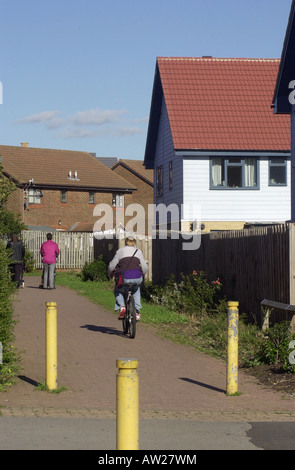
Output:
top-left (0, 164), bottom-right (24, 389)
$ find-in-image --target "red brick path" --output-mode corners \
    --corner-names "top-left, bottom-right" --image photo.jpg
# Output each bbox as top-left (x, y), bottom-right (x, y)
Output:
top-left (1, 276), bottom-right (294, 421)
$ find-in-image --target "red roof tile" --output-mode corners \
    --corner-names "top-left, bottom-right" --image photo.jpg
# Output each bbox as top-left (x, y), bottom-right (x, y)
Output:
top-left (157, 57), bottom-right (290, 152)
top-left (0, 145), bottom-right (136, 191)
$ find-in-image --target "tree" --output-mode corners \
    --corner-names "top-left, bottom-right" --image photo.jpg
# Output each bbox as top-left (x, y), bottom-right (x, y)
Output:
top-left (0, 164), bottom-right (23, 387)
top-left (0, 164), bottom-right (25, 237)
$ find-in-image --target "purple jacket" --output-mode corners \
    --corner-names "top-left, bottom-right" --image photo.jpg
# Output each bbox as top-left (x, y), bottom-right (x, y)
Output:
top-left (40, 240), bottom-right (60, 264)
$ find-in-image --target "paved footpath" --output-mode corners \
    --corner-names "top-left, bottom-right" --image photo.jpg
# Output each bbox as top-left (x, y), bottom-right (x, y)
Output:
top-left (1, 276), bottom-right (295, 450)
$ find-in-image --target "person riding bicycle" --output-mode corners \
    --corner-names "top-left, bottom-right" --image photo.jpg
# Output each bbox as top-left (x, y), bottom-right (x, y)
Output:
top-left (108, 235), bottom-right (148, 321)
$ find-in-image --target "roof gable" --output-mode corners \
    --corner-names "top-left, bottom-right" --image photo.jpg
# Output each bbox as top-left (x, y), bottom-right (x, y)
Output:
top-left (273, 0), bottom-right (295, 114)
top-left (112, 159), bottom-right (154, 186)
top-left (0, 145), bottom-right (136, 191)
top-left (144, 57), bottom-right (290, 165)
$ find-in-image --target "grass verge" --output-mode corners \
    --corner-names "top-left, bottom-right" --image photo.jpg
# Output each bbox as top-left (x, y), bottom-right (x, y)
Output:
top-left (55, 271), bottom-right (262, 366)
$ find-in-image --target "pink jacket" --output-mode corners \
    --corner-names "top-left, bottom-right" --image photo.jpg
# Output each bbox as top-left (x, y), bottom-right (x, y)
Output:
top-left (40, 240), bottom-right (60, 264)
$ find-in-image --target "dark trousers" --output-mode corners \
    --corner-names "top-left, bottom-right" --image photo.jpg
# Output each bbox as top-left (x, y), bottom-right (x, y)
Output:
top-left (10, 263), bottom-right (23, 287)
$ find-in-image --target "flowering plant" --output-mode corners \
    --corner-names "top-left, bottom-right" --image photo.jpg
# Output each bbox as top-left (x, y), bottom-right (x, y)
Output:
top-left (146, 270), bottom-right (226, 316)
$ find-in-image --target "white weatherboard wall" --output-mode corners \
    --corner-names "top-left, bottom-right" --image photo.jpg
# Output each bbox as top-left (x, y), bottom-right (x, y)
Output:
top-left (183, 157), bottom-right (291, 222)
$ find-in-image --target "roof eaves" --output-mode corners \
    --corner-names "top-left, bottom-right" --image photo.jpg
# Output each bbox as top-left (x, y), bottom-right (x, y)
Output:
top-left (112, 160), bottom-right (154, 187)
top-left (175, 149), bottom-right (291, 157)
top-left (144, 61), bottom-right (163, 169)
top-left (273, 0), bottom-right (295, 113)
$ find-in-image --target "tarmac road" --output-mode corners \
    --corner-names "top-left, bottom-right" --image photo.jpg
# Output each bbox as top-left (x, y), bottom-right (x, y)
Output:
top-left (1, 276), bottom-right (295, 451)
top-left (1, 417), bottom-right (295, 450)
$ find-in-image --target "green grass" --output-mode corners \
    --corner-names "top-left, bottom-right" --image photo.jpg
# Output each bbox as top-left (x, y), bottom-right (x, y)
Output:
top-left (55, 271), bottom-right (188, 327)
top-left (24, 271), bottom-right (263, 369)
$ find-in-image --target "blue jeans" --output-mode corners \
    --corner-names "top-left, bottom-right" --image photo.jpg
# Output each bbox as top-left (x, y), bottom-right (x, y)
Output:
top-left (43, 263), bottom-right (56, 289)
top-left (114, 277), bottom-right (143, 312)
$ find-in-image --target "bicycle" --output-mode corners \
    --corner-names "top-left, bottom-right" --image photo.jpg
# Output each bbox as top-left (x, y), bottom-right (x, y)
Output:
top-left (122, 283), bottom-right (138, 339)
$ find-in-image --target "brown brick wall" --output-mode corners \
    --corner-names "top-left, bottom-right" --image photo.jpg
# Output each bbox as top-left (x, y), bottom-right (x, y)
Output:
top-left (4, 171), bottom-right (152, 233)
top-left (24, 190), bottom-right (115, 230)
top-left (5, 186), bottom-right (119, 230)
top-left (112, 166), bottom-right (153, 234)
top-left (6, 187), bottom-right (23, 220)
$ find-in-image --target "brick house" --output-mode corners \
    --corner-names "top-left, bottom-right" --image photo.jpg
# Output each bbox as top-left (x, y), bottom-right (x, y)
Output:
top-left (1, 144), bottom-right (136, 231)
top-left (111, 159), bottom-right (153, 235)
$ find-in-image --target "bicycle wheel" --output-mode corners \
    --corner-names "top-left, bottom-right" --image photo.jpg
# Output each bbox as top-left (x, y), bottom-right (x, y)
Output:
top-left (122, 313), bottom-right (129, 335)
top-left (128, 295), bottom-right (136, 339)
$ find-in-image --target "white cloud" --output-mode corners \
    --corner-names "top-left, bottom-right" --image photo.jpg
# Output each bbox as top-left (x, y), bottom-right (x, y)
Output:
top-left (70, 108), bottom-right (127, 126)
top-left (113, 126), bottom-right (144, 136)
top-left (19, 110), bottom-right (63, 129)
top-left (17, 107), bottom-right (146, 140)
top-left (55, 126), bottom-right (108, 139)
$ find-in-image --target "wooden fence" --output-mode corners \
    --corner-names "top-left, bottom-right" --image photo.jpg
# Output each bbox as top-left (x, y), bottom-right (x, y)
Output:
top-left (22, 231), bottom-right (153, 281)
top-left (152, 224), bottom-right (291, 324)
top-left (22, 231), bottom-right (94, 269)
top-left (22, 225), bottom-right (292, 324)
top-left (94, 235), bottom-right (152, 281)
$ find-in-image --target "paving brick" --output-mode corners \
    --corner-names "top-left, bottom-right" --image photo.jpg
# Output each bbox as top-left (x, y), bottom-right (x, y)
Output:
top-left (1, 276), bottom-right (295, 421)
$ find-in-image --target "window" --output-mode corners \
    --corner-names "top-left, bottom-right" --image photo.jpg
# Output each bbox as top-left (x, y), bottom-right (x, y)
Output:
top-left (29, 189), bottom-right (43, 204)
top-left (211, 158), bottom-right (258, 189)
top-left (112, 193), bottom-right (124, 207)
top-left (269, 158), bottom-right (287, 186)
top-left (156, 166), bottom-right (163, 197)
top-left (89, 191), bottom-right (95, 204)
top-left (60, 190), bottom-right (67, 203)
top-left (169, 161), bottom-right (173, 190)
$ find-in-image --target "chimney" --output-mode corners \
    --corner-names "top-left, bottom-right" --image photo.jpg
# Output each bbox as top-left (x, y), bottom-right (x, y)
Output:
top-left (21, 142), bottom-right (29, 147)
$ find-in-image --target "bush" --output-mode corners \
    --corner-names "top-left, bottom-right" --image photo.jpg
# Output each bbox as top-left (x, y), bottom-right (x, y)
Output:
top-left (144, 271), bottom-right (226, 316)
top-left (23, 247), bottom-right (34, 272)
top-left (81, 256), bottom-right (108, 282)
top-left (0, 240), bottom-right (18, 389)
top-left (258, 321), bottom-right (295, 372)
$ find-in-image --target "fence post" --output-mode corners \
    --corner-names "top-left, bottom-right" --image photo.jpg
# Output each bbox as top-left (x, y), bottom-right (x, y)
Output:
top-left (45, 302), bottom-right (57, 391)
top-left (0, 342), bottom-right (2, 365)
top-left (226, 301), bottom-right (239, 395)
top-left (116, 358), bottom-right (139, 450)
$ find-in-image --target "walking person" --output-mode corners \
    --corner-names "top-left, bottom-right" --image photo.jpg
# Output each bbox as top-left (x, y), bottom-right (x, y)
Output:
top-left (6, 234), bottom-right (25, 288)
top-left (40, 233), bottom-right (60, 289)
top-left (108, 235), bottom-right (148, 321)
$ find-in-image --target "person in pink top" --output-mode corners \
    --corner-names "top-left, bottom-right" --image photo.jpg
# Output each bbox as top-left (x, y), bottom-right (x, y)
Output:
top-left (40, 233), bottom-right (60, 289)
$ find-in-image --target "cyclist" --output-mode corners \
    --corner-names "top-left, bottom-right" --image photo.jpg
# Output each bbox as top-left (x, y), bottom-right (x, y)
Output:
top-left (108, 235), bottom-right (148, 321)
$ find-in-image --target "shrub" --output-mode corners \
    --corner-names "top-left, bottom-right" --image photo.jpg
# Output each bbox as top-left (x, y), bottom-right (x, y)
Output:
top-left (0, 240), bottom-right (18, 389)
top-left (144, 271), bottom-right (226, 316)
top-left (259, 321), bottom-right (295, 372)
top-left (81, 256), bottom-right (108, 282)
top-left (23, 247), bottom-right (34, 272)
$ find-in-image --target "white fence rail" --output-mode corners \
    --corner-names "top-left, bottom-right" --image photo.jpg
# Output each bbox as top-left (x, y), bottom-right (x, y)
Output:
top-left (22, 231), bottom-right (94, 269)
top-left (21, 231), bottom-right (152, 279)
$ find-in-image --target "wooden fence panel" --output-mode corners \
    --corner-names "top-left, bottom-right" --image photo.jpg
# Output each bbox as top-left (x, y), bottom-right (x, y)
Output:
top-left (152, 224), bottom-right (290, 323)
top-left (22, 231), bottom-right (94, 269)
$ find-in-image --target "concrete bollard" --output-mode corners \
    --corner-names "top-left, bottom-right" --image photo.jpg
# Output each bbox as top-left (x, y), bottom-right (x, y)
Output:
top-left (226, 301), bottom-right (239, 395)
top-left (45, 301), bottom-right (57, 391)
top-left (116, 358), bottom-right (139, 450)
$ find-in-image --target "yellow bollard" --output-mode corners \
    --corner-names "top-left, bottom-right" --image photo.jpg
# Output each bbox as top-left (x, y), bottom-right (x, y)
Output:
top-left (45, 301), bottom-right (57, 391)
top-left (226, 301), bottom-right (239, 395)
top-left (116, 358), bottom-right (139, 450)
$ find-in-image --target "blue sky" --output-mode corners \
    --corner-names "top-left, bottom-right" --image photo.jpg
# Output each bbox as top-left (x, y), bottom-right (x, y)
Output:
top-left (0, 0), bottom-right (292, 160)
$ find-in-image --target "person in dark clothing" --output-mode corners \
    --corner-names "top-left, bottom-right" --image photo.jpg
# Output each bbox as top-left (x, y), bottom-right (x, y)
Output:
top-left (6, 234), bottom-right (25, 288)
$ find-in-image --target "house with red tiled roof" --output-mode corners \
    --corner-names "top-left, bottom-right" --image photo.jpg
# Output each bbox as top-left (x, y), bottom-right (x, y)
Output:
top-left (144, 57), bottom-right (291, 232)
top-left (1, 143), bottom-right (136, 231)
